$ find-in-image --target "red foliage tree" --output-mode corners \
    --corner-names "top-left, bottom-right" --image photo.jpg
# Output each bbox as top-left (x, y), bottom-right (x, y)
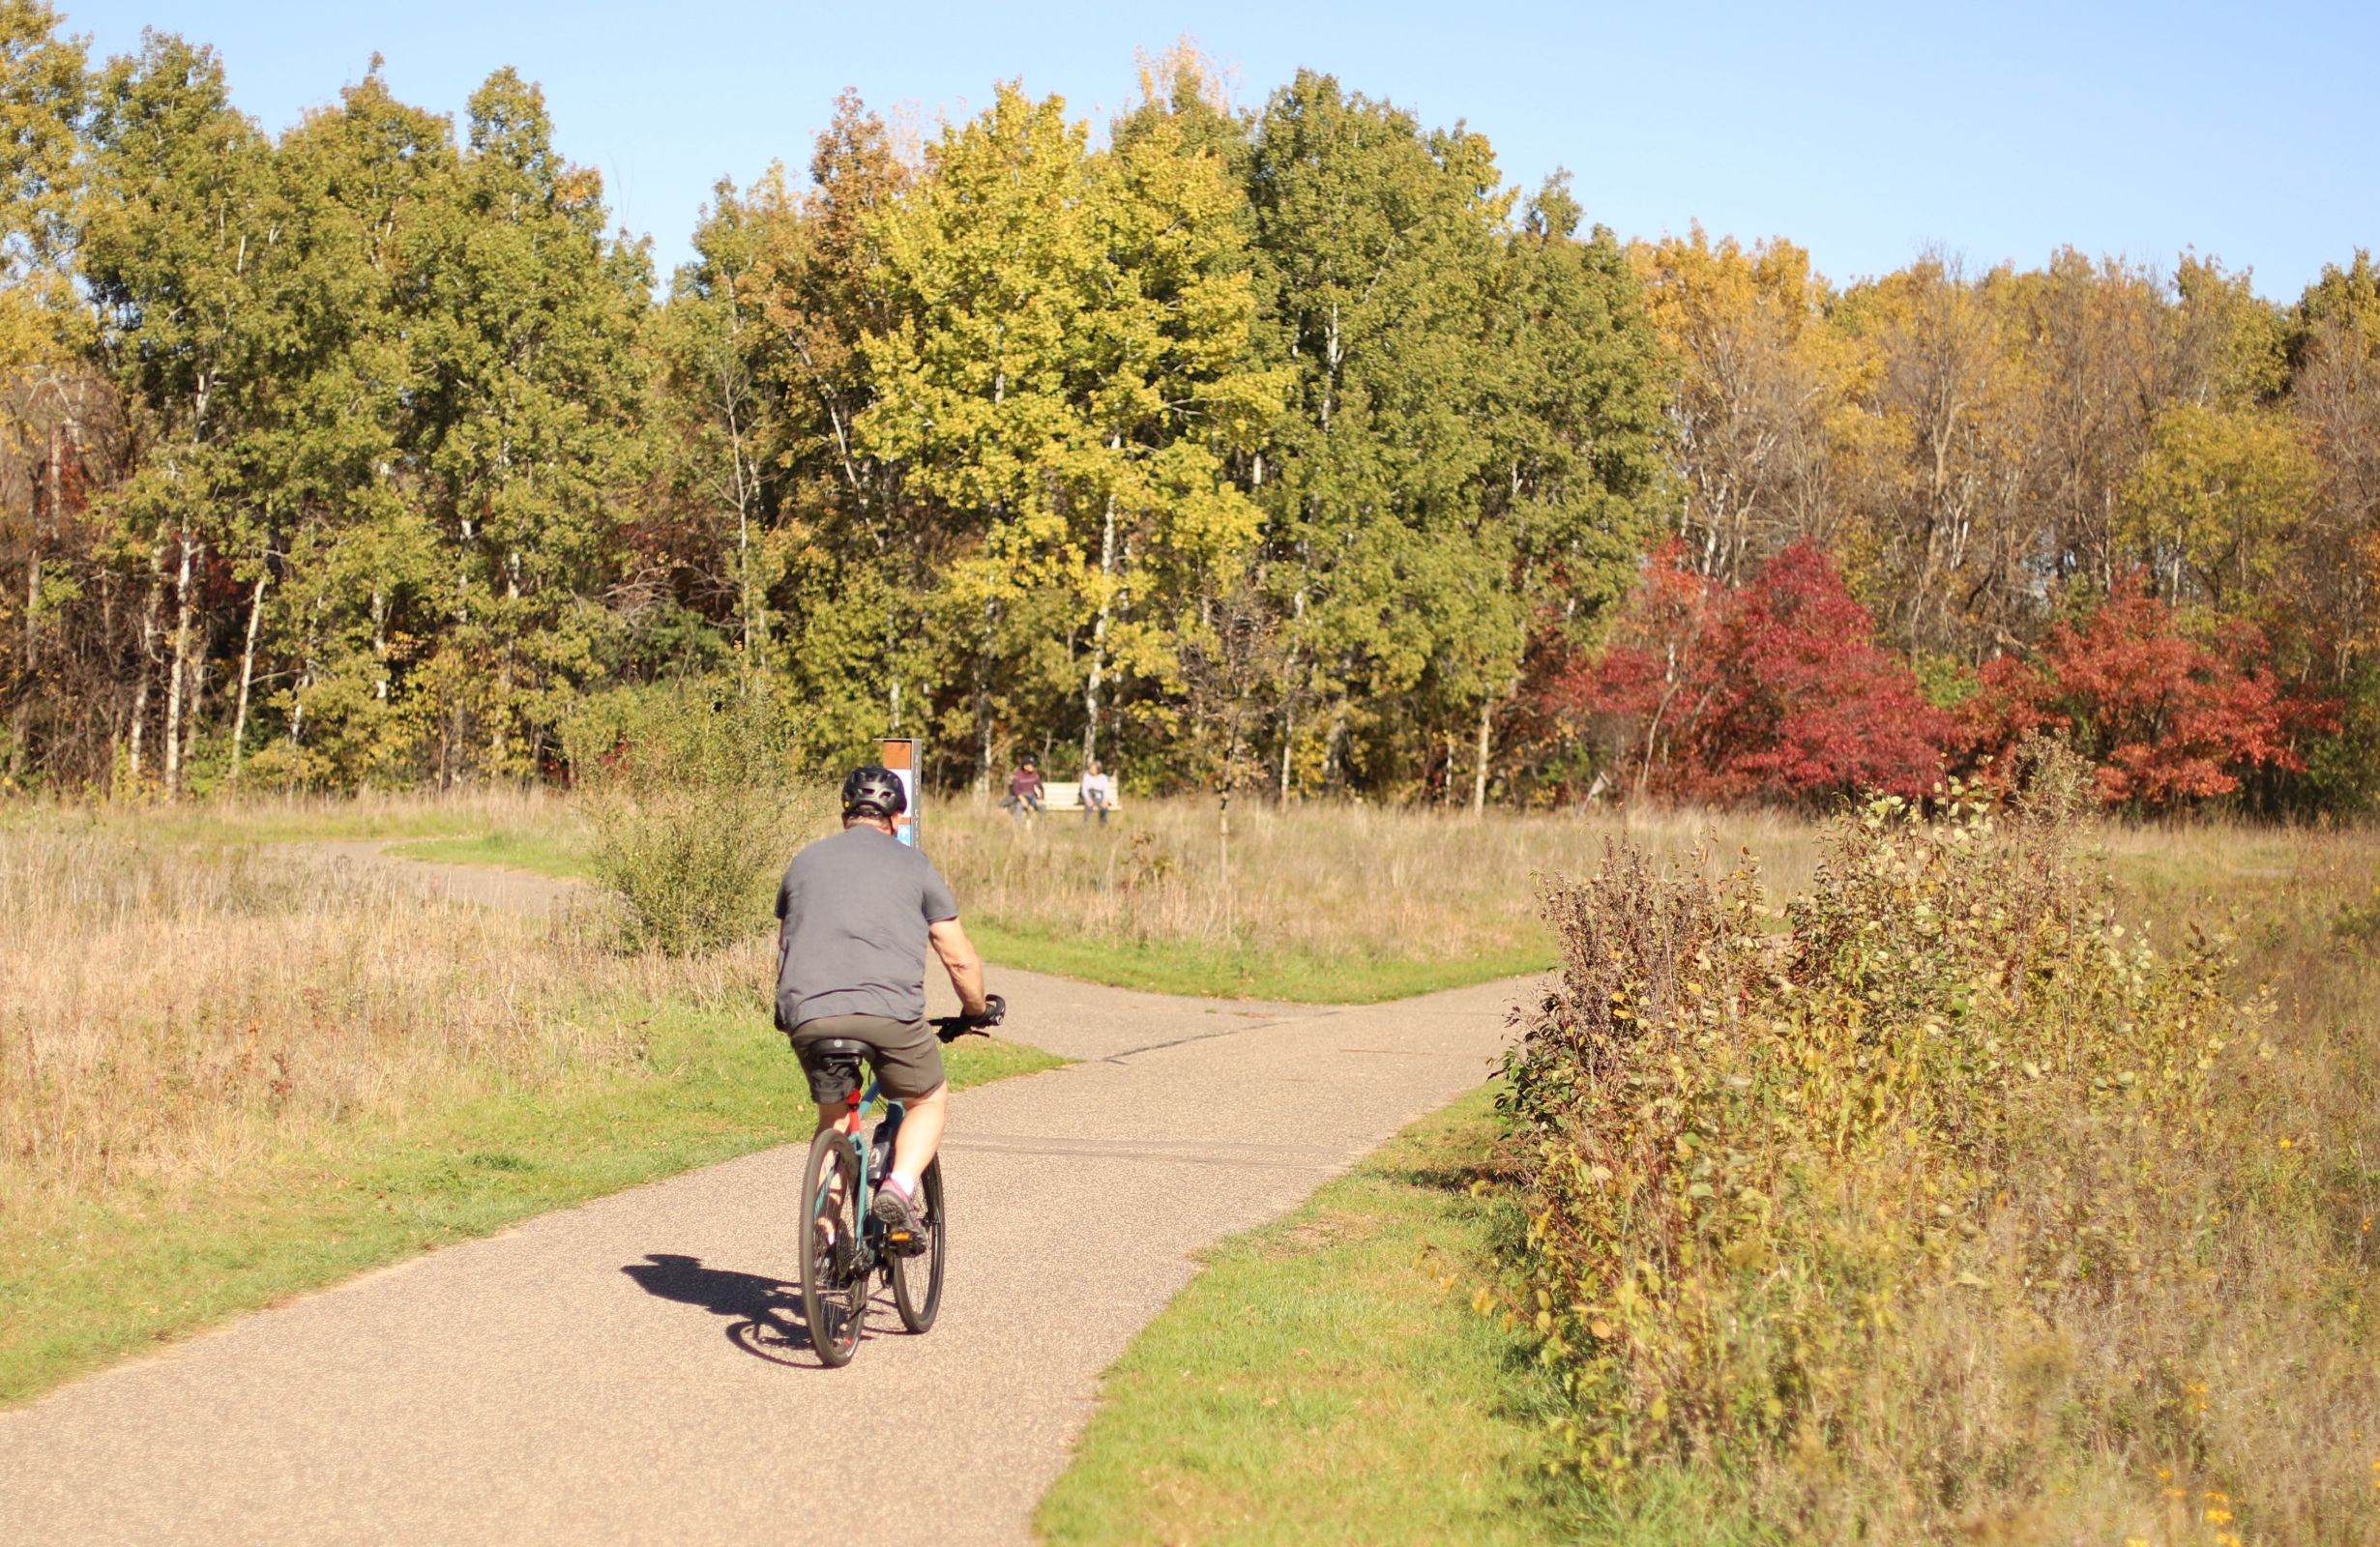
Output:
top-left (1961, 582), bottom-right (2336, 806)
top-left (1548, 541), bottom-right (1953, 803)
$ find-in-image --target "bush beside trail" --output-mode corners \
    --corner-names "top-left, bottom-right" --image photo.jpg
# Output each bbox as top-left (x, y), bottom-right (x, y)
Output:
top-left (1491, 783), bottom-right (2379, 1540)
top-left (562, 684), bottom-right (828, 955)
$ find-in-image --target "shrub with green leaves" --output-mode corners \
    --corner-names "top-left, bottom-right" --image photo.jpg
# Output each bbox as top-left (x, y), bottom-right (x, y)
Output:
top-left (1493, 786), bottom-right (2377, 1538)
top-left (561, 682), bottom-right (826, 954)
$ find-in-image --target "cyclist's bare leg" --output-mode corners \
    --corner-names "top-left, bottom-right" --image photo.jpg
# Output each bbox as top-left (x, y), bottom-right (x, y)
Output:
top-left (810, 1101), bottom-right (848, 1241)
top-left (889, 1082), bottom-right (947, 1195)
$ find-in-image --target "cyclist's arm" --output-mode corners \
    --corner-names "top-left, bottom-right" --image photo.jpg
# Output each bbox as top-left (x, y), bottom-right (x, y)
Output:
top-left (927, 917), bottom-right (988, 1017)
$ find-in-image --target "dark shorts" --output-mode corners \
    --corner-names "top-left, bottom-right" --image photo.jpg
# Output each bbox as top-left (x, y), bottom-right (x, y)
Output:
top-left (789, 1013), bottom-right (947, 1103)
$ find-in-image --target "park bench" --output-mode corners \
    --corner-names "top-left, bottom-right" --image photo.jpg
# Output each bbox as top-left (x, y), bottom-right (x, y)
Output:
top-left (1035, 779), bottom-right (1123, 814)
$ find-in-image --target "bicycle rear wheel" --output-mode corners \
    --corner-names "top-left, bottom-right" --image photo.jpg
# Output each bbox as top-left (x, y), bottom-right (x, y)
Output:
top-left (892, 1157), bottom-right (946, 1333)
top-left (798, 1128), bottom-right (867, 1367)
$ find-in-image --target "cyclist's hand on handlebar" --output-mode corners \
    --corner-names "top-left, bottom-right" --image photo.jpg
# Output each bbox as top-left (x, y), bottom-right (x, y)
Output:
top-left (931, 993), bottom-right (1005, 1042)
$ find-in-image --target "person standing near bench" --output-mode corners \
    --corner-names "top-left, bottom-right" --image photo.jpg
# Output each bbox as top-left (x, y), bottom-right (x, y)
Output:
top-left (1080, 756), bottom-right (1115, 826)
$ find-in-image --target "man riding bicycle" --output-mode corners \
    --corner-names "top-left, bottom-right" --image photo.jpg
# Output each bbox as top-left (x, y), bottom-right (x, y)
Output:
top-left (776, 765), bottom-right (999, 1240)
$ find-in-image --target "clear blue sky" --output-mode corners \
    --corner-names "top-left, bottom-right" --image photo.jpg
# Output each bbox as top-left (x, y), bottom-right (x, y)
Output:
top-left (56, 0), bottom-right (2378, 299)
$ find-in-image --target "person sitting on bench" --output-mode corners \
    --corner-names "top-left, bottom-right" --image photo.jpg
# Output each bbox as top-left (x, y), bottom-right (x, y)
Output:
top-left (1000, 753), bottom-right (1045, 819)
top-left (1080, 757), bottom-right (1114, 826)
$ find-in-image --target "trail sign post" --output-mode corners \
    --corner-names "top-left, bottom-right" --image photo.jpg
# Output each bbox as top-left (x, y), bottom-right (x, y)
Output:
top-left (880, 737), bottom-right (920, 848)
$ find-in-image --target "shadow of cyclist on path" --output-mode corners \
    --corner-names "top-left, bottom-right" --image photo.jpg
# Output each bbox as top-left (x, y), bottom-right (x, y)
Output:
top-left (620, 1252), bottom-right (818, 1366)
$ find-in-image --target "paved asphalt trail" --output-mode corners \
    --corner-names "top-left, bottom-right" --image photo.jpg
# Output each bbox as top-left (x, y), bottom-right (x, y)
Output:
top-left (0, 847), bottom-right (1529, 1545)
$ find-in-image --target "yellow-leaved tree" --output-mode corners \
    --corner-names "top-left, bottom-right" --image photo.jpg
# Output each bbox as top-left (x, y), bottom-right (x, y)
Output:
top-left (2122, 401), bottom-right (2318, 616)
top-left (1629, 228), bottom-right (1881, 585)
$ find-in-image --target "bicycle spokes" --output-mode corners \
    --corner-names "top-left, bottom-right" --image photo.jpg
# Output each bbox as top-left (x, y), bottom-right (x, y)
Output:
top-left (800, 1130), bottom-right (867, 1367)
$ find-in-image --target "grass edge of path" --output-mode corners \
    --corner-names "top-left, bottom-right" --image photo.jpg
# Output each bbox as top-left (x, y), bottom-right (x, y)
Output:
top-left (0, 1005), bottom-right (1063, 1408)
top-left (1033, 1081), bottom-right (1775, 1547)
top-left (387, 830), bottom-right (588, 878)
top-left (1034, 1082), bottom-right (1572, 1547)
top-left (968, 922), bottom-right (1553, 1004)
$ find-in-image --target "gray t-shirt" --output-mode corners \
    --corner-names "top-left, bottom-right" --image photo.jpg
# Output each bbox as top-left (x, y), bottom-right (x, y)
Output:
top-left (774, 825), bottom-right (960, 1029)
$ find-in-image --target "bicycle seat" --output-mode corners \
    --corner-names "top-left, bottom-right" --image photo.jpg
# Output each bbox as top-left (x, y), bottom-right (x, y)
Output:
top-left (805, 1037), bottom-right (873, 1059)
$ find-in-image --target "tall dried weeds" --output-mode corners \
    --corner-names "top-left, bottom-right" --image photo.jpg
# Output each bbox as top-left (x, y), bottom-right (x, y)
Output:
top-left (932, 798), bottom-right (1823, 974)
top-left (1495, 786), bottom-right (2380, 1541)
top-left (0, 827), bottom-right (764, 1221)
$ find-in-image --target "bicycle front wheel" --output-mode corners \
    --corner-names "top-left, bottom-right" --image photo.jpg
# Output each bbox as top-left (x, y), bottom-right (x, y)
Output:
top-left (892, 1157), bottom-right (946, 1333)
top-left (798, 1128), bottom-right (866, 1367)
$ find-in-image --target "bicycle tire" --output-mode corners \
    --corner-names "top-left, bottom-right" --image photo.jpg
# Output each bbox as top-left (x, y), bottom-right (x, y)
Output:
top-left (798, 1127), bottom-right (866, 1367)
top-left (892, 1156), bottom-right (946, 1333)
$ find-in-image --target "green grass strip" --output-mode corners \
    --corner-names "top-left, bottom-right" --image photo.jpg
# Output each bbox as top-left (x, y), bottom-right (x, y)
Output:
top-left (389, 830), bottom-right (591, 878)
top-left (969, 921), bottom-right (1552, 1004)
top-left (1037, 1083), bottom-right (1566, 1546)
top-left (0, 1007), bottom-right (1061, 1406)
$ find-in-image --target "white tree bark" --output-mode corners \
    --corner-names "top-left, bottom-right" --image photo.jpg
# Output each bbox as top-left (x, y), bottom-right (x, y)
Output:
top-left (1471, 696), bottom-right (1493, 814)
top-left (162, 530), bottom-right (200, 796)
top-left (1080, 450), bottom-right (1122, 774)
top-left (229, 568), bottom-right (269, 783)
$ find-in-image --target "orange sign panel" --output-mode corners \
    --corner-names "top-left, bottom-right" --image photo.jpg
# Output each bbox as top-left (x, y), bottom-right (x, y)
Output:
top-left (880, 737), bottom-right (919, 847)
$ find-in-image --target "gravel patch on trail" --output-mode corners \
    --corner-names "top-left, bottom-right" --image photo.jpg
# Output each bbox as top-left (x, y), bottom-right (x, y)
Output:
top-left (0, 850), bottom-right (1527, 1545)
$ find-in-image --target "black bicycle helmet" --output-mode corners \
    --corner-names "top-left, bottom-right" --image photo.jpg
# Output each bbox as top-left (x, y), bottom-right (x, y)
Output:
top-left (841, 764), bottom-right (907, 820)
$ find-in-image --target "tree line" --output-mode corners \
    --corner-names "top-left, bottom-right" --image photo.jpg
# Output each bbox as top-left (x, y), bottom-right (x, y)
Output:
top-left (1, 8), bottom-right (2373, 810)
top-left (1579, 232), bottom-right (2378, 812)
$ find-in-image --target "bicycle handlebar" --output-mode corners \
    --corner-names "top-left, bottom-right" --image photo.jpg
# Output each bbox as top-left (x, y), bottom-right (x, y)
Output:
top-left (930, 991), bottom-right (1006, 1043)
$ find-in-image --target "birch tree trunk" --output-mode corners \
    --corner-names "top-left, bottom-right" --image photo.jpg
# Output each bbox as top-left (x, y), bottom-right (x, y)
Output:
top-left (229, 568), bottom-right (269, 783)
top-left (1079, 465), bottom-right (1120, 774)
top-left (128, 530), bottom-right (166, 786)
top-left (162, 530), bottom-right (200, 796)
top-left (1471, 696), bottom-right (1493, 814)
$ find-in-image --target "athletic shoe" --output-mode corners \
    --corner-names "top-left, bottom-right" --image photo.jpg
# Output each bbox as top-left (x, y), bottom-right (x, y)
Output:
top-left (870, 1175), bottom-right (926, 1251)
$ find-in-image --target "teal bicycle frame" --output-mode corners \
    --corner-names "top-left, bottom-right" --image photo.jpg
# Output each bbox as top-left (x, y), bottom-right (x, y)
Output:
top-left (813, 1074), bottom-right (908, 1270)
top-left (798, 1003), bottom-right (994, 1365)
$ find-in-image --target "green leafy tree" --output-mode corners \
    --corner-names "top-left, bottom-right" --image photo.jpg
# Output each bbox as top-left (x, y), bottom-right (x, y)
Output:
top-left (83, 30), bottom-right (279, 792)
top-left (0, 0), bottom-right (85, 375)
top-left (1463, 175), bottom-right (1667, 807)
top-left (239, 64), bottom-right (452, 787)
top-left (655, 170), bottom-right (792, 689)
top-left (858, 85), bottom-right (1100, 780)
top-left (861, 81), bottom-right (1278, 785)
top-left (406, 68), bottom-right (652, 781)
top-left (745, 92), bottom-right (921, 756)
top-left (1243, 71), bottom-right (1512, 796)
top-left (1244, 75), bottom-right (1662, 804)
top-left (1070, 78), bottom-right (1281, 776)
